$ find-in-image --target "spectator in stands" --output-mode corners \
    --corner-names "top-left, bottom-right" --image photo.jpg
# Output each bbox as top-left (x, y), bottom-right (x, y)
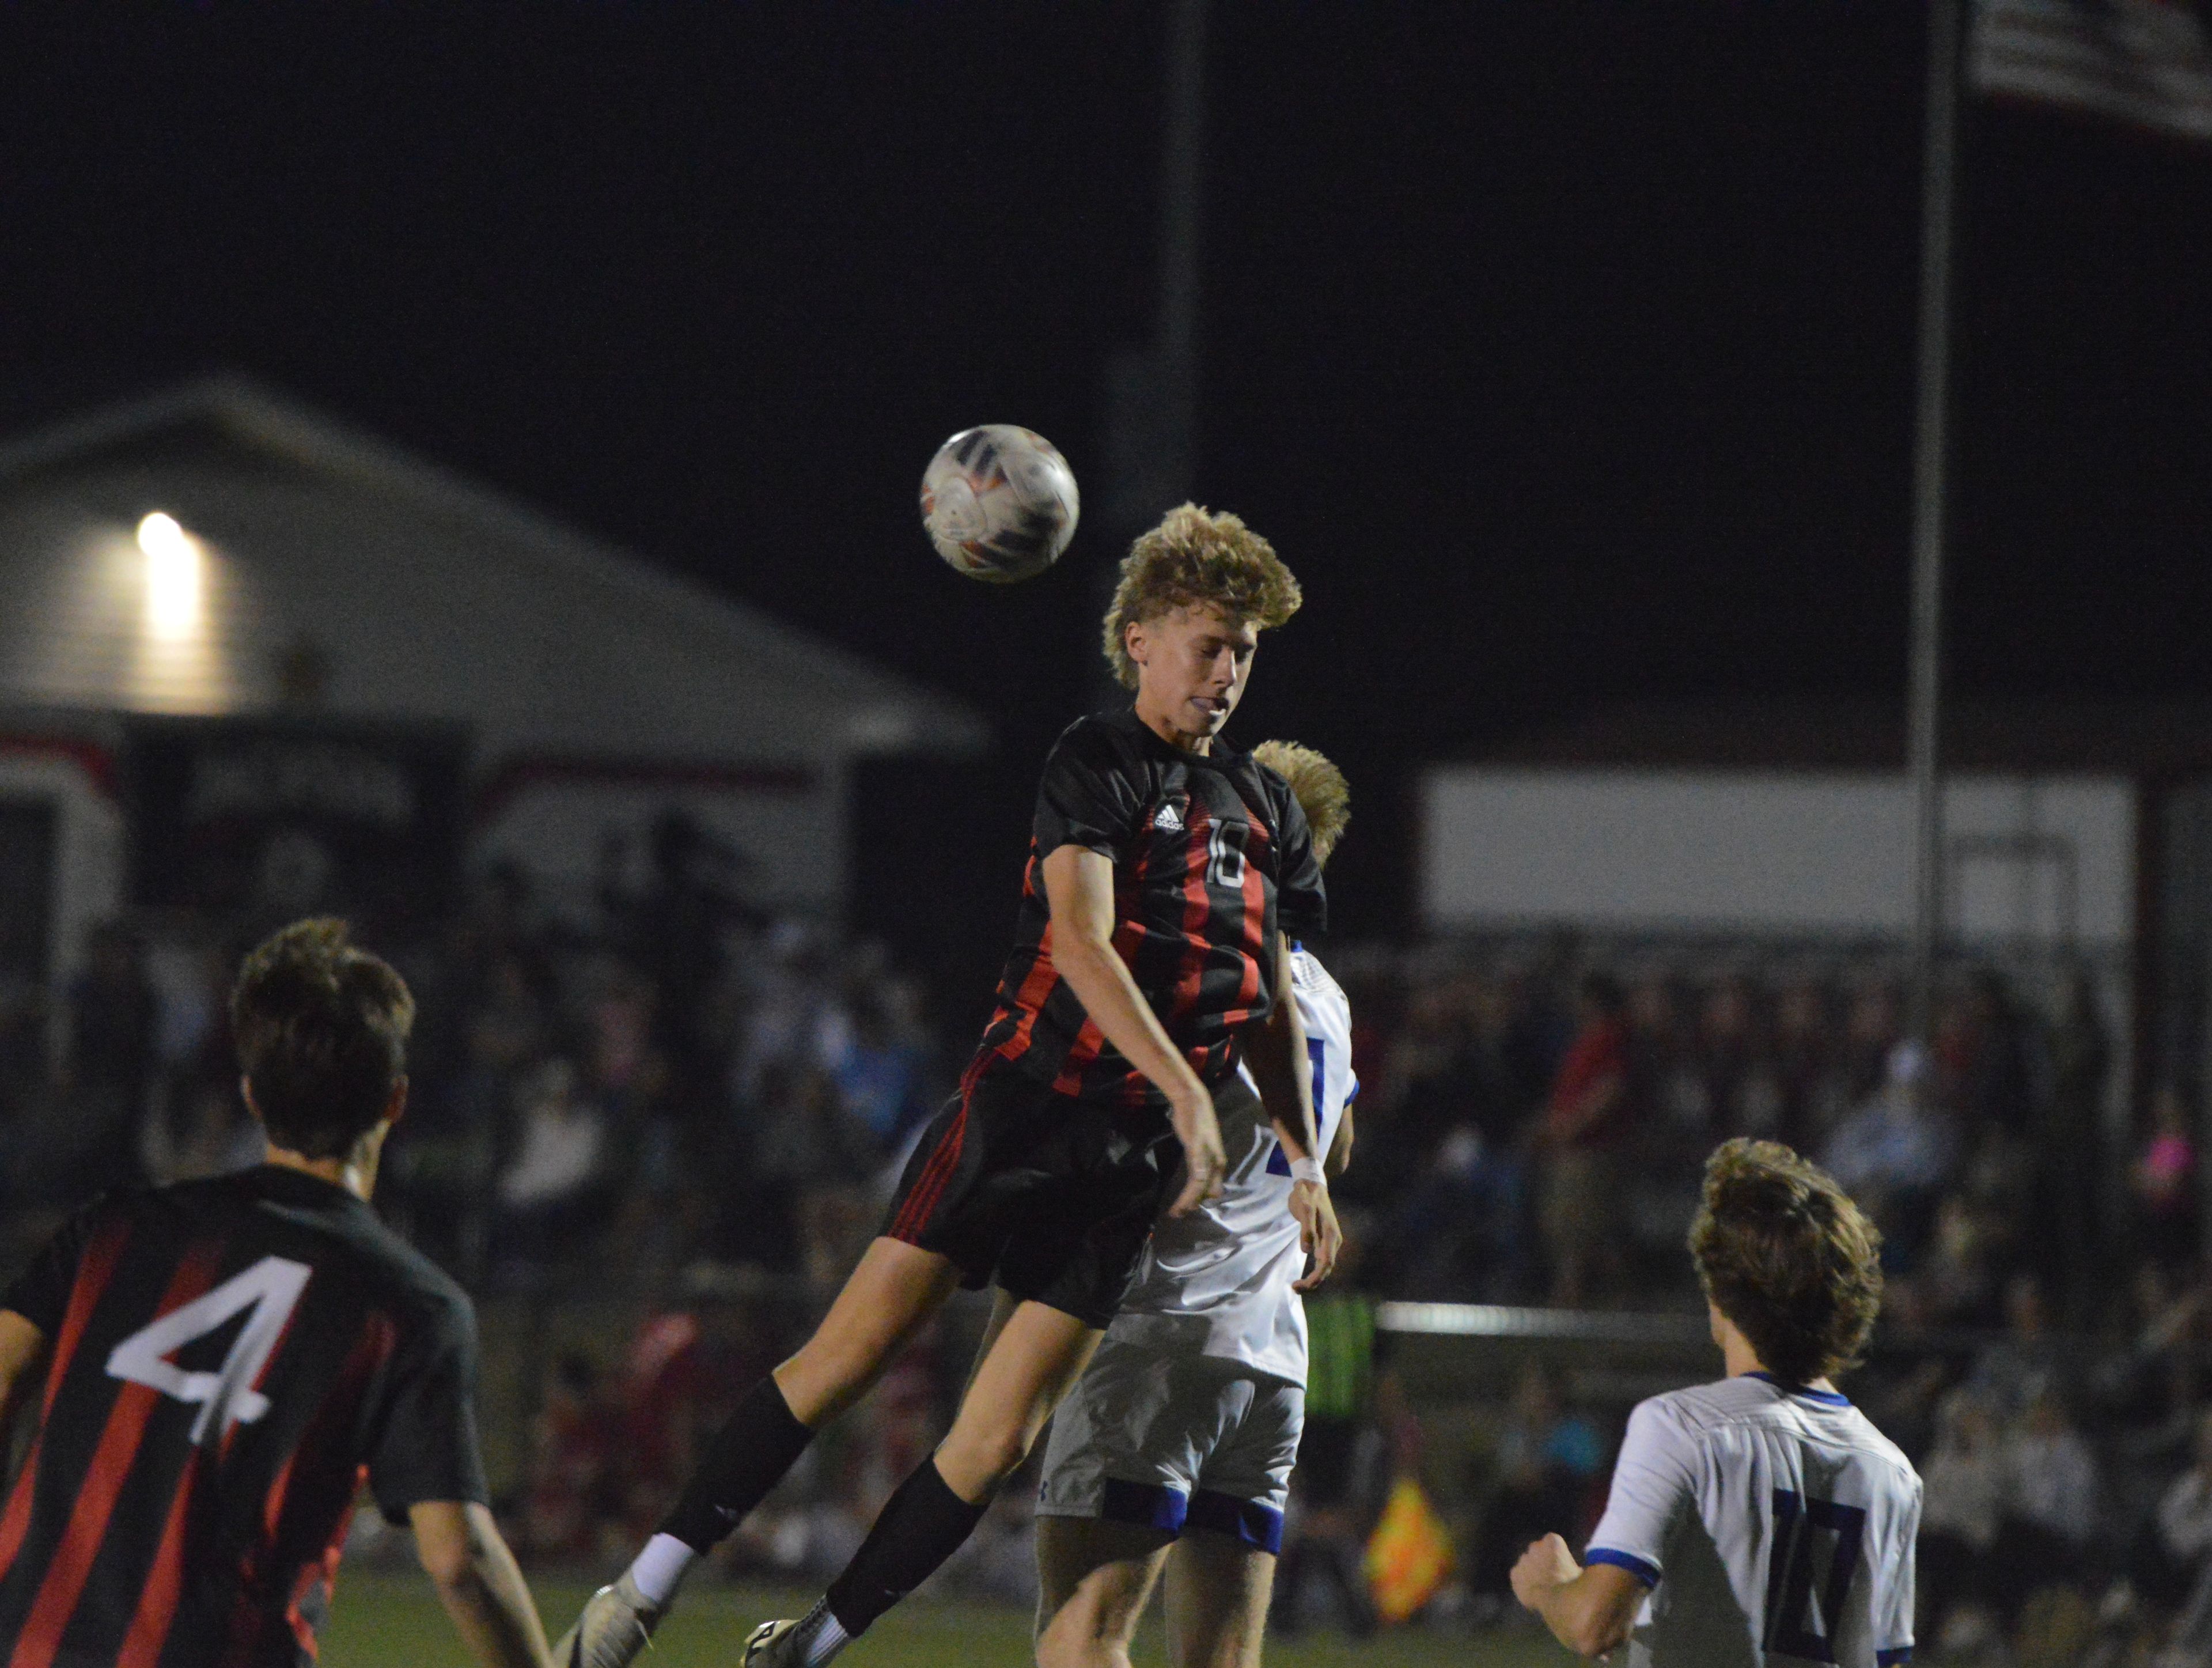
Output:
top-left (1469, 1361), bottom-right (1605, 1609)
top-left (1918, 1193), bottom-right (2002, 1327)
top-left (1695, 974), bottom-right (1786, 1141)
top-left (1626, 973), bottom-right (1702, 1145)
top-left (1772, 976), bottom-right (1845, 1150)
top-left (1822, 1042), bottom-right (1956, 1268)
top-left (1972, 1273), bottom-right (2069, 1419)
top-left (494, 1056), bottom-right (615, 1275)
top-left (738, 1059), bottom-right (874, 1287)
top-left (1842, 979), bottom-right (1903, 1106)
top-left (2040, 967), bottom-right (2111, 1320)
top-left (2141, 1406), bottom-right (2212, 1612)
top-left (521, 1353), bottom-right (615, 1560)
top-left (53, 921), bottom-right (158, 1195)
top-left (2136, 1085), bottom-right (2201, 1272)
top-left (1918, 1388), bottom-right (2005, 1653)
top-left (1535, 973), bottom-right (1634, 1306)
top-left (829, 991), bottom-right (933, 1162)
top-left (1994, 1387), bottom-right (2101, 1624)
top-left (1940, 970), bottom-right (2038, 1140)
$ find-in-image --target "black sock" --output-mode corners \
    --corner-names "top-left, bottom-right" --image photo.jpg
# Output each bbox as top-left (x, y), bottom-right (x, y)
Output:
top-left (658, 1376), bottom-right (815, 1552)
top-left (824, 1458), bottom-right (989, 1635)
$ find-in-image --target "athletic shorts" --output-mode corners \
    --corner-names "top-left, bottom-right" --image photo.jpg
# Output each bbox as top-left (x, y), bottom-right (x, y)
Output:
top-left (881, 1055), bottom-right (1179, 1329)
top-left (1036, 1332), bottom-right (1303, 1554)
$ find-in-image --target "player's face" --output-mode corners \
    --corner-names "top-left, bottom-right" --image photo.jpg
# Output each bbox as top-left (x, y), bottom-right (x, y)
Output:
top-left (1127, 604), bottom-right (1259, 748)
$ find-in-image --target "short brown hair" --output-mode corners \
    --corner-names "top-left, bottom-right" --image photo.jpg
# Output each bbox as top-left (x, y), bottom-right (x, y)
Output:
top-left (1251, 741), bottom-right (1349, 867)
top-left (1101, 504), bottom-right (1302, 689)
top-left (231, 918), bottom-right (414, 1160)
top-left (1688, 1139), bottom-right (1883, 1386)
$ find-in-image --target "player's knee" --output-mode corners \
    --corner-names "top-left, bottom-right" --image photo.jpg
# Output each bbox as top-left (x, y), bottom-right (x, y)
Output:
top-left (776, 1334), bottom-right (883, 1423)
top-left (941, 1406), bottom-right (1043, 1493)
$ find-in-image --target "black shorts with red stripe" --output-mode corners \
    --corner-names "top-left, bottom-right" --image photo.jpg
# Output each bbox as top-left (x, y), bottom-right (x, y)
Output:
top-left (883, 1054), bottom-right (1179, 1328)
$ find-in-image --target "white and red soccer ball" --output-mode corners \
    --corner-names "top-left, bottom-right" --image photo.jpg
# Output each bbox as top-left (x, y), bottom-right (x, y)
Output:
top-left (920, 424), bottom-right (1080, 584)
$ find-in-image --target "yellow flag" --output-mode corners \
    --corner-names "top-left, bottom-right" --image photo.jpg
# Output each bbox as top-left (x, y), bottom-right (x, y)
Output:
top-left (1362, 1476), bottom-right (1455, 1624)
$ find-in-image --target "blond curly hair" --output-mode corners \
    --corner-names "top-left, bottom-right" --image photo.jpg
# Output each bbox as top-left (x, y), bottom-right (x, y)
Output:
top-left (1101, 504), bottom-right (1303, 689)
top-left (1252, 742), bottom-right (1349, 867)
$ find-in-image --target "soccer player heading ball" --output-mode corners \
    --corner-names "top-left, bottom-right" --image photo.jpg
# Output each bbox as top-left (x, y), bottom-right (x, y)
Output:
top-left (561, 504), bottom-right (1342, 1668)
top-left (1513, 1139), bottom-right (1923, 1665)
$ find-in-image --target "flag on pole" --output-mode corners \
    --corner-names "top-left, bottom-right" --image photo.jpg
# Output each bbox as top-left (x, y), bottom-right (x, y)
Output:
top-left (1972, 0), bottom-right (2212, 140)
top-left (1363, 1476), bottom-right (1454, 1624)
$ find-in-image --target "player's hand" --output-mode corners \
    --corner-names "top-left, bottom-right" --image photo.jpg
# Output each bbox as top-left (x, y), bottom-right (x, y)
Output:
top-left (1510, 1532), bottom-right (1581, 1610)
top-left (1166, 1087), bottom-right (1226, 1216)
top-left (1289, 1178), bottom-right (1342, 1291)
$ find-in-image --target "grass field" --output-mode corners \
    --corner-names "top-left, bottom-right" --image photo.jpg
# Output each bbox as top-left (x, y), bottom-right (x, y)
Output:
top-left (322, 1573), bottom-right (1581, 1668)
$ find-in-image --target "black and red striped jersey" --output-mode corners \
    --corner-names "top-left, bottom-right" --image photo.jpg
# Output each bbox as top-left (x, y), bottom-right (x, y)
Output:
top-left (0, 1165), bottom-right (486, 1668)
top-left (980, 706), bottom-right (1327, 1101)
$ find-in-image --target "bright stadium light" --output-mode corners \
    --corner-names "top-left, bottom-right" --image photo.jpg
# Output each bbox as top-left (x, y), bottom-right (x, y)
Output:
top-left (138, 511), bottom-right (203, 638)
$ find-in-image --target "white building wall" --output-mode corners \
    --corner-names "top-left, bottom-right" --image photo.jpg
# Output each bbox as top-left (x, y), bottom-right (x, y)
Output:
top-left (1421, 768), bottom-right (2136, 945)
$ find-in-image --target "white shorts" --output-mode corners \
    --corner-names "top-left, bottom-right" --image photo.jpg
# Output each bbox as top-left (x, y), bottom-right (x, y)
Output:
top-left (1036, 1333), bottom-right (1303, 1553)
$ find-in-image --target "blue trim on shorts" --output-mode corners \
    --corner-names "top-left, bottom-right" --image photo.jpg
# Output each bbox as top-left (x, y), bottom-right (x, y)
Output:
top-left (1875, 1649), bottom-right (1912, 1666)
top-left (1584, 1547), bottom-right (1660, 1588)
top-left (1098, 1478), bottom-right (1190, 1534)
top-left (1185, 1490), bottom-right (1285, 1555)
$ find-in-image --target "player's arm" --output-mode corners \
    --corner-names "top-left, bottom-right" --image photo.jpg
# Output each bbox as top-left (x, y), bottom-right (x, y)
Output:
top-left (411, 1500), bottom-right (554, 1668)
top-left (1325, 1100), bottom-right (1354, 1178)
top-left (1041, 844), bottom-right (1225, 1212)
top-left (1510, 1533), bottom-right (1643, 1659)
top-left (1244, 933), bottom-right (1342, 1287)
top-left (0, 1310), bottom-right (48, 1458)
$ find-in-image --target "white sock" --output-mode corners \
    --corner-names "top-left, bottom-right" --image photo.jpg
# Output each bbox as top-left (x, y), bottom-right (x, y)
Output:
top-left (627, 1533), bottom-right (696, 1608)
top-left (797, 1602), bottom-right (852, 1668)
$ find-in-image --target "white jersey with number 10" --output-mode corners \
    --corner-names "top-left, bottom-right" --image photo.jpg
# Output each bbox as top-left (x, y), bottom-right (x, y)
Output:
top-left (1585, 1374), bottom-right (1922, 1667)
top-left (1103, 945), bottom-right (1355, 1386)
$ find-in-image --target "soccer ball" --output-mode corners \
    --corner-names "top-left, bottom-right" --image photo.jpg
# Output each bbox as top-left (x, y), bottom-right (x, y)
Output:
top-left (920, 425), bottom-right (1080, 584)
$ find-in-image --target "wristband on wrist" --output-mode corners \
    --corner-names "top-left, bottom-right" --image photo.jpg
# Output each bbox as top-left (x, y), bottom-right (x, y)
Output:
top-left (1289, 1156), bottom-right (1325, 1186)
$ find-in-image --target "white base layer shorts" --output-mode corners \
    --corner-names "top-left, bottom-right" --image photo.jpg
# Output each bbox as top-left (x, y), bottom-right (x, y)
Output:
top-left (1037, 1333), bottom-right (1303, 1554)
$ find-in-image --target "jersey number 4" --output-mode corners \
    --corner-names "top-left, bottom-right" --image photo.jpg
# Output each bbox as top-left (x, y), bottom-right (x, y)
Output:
top-left (105, 1255), bottom-right (313, 1443)
top-left (1763, 1488), bottom-right (1866, 1665)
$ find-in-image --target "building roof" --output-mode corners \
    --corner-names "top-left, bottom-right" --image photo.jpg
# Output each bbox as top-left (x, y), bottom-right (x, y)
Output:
top-left (0, 376), bottom-right (988, 763)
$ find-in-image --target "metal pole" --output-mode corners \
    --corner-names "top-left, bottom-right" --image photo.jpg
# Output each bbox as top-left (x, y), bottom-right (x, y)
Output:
top-left (1909, 0), bottom-right (1963, 1046)
top-left (1158, 0), bottom-right (1206, 464)
top-left (1090, 0), bottom-right (1207, 706)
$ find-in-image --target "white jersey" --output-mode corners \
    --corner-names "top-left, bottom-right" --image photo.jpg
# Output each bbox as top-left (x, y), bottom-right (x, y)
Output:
top-left (1104, 947), bottom-right (1355, 1384)
top-left (1586, 1375), bottom-right (1922, 1668)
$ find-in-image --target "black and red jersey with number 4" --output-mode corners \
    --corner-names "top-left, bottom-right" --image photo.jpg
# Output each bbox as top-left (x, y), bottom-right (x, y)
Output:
top-left (980, 706), bottom-right (1327, 1102)
top-left (0, 1166), bottom-right (486, 1668)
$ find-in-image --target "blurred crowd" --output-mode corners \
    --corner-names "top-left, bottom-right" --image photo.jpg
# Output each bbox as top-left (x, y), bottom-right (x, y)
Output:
top-left (0, 813), bottom-right (950, 1295)
top-left (1328, 942), bottom-right (2127, 1320)
top-left (13, 844), bottom-right (2212, 1655)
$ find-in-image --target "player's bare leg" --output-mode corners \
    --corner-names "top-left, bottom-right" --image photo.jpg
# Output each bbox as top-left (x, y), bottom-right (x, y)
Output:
top-left (1163, 1533), bottom-right (1275, 1668)
top-left (559, 1238), bottom-right (959, 1668)
top-left (774, 1236), bottom-right (964, 1423)
top-left (937, 1298), bottom-right (1103, 1500)
top-left (745, 1299), bottom-right (1107, 1668)
top-left (1035, 1518), bottom-right (1176, 1668)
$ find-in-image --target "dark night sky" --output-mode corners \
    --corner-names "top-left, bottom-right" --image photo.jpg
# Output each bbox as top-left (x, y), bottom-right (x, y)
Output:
top-left (5, 3), bottom-right (2210, 940)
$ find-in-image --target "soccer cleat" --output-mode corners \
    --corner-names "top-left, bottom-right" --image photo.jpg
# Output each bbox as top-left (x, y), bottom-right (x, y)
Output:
top-left (741, 1618), bottom-right (804, 1668)
top-left (555, 1572), bottom-right (663, 1668)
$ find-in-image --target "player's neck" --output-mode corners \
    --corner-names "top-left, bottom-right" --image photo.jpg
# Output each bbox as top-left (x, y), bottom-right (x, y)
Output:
top-left (1714, 1310), bottom-right (1838, 1395)
top-left (1131, 696), bottom-right (1214, 755)
top-left (263, 1143), bottom-right (379, 1202)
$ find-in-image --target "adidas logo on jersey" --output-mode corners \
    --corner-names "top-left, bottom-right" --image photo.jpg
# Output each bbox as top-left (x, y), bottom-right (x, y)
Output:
top-left (1153, 801), bottom-right (1184, 833)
